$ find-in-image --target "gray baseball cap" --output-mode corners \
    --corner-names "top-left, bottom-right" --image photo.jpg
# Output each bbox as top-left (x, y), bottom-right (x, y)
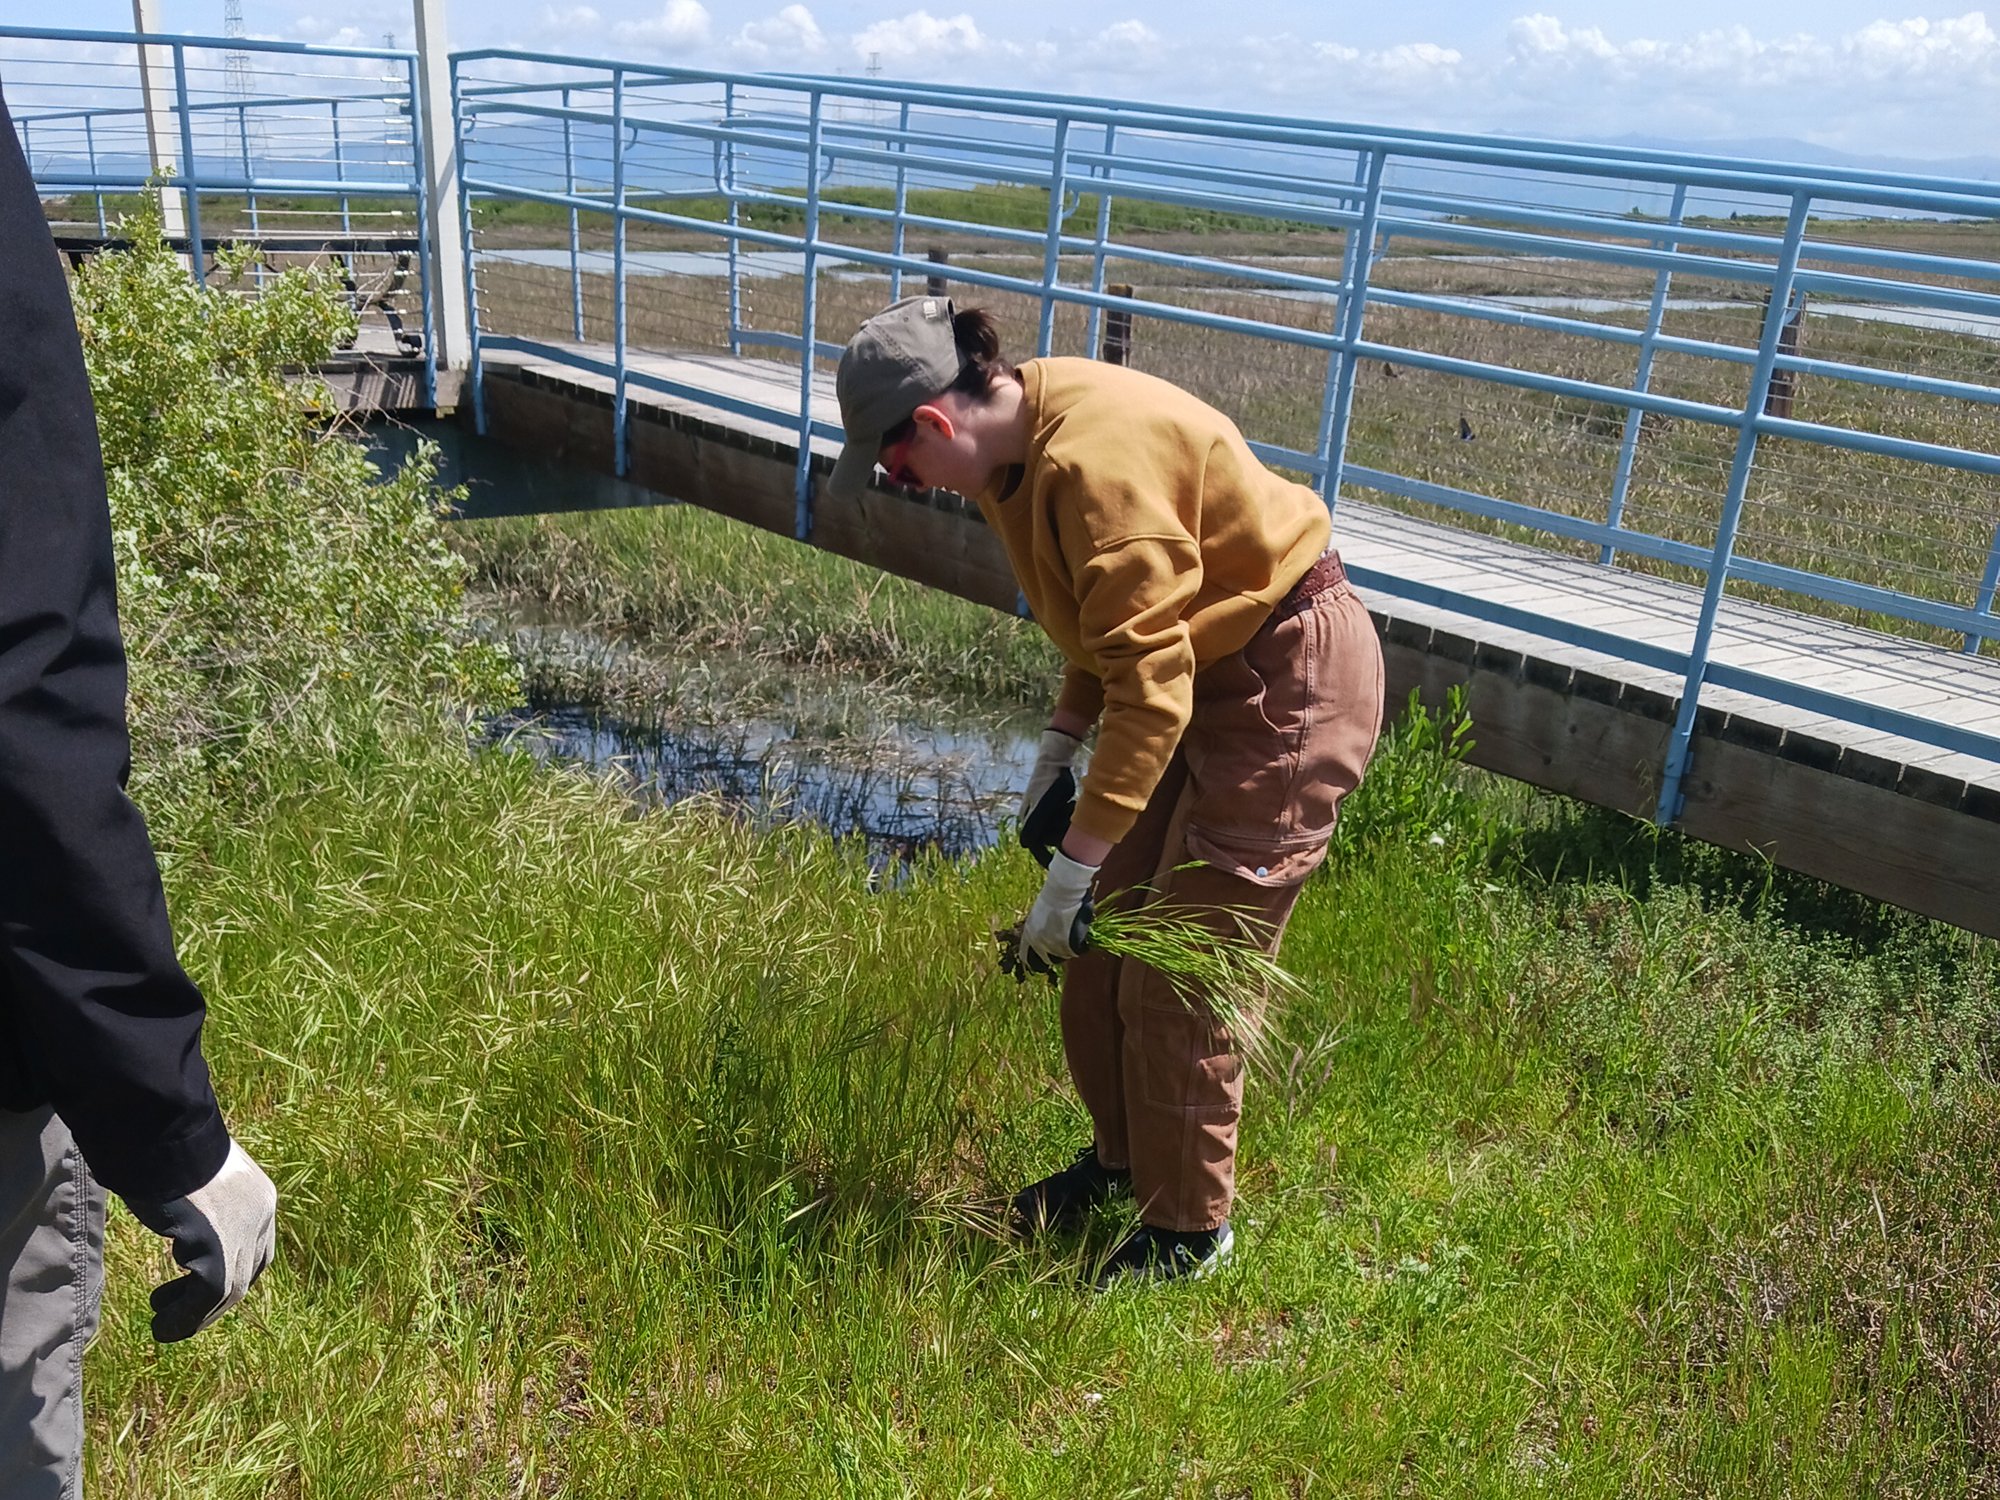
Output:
top-left (825, 295), bottom-right (961, 501)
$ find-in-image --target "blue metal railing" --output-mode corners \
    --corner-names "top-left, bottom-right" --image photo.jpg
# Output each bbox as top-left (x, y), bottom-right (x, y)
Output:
top-left (10, 31), bottom-right (1998, 818)
top-left (451, 50), bottom-right (2000, 816)
top-left (1, 24), bottom-right (438, 408)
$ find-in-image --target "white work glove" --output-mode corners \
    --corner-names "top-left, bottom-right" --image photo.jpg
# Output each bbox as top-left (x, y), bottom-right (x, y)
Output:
top-left (1019, 849), bottom-right (1099, 969)
top-left (1017, 728), bottom-right (1081, 824)
top-left (125, 1139), bottom-right (278, 1343)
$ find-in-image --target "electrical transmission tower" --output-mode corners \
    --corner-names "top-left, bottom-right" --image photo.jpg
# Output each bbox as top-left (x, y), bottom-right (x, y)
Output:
top-left (222, 0), bottom-right (266, 169)
top-left (224, 0), bottom-right (274, 212)
top-left (223, 0), bottom-right (253, 103)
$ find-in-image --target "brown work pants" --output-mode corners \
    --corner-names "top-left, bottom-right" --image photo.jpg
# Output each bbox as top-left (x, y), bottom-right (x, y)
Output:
top-left (1060, 571), bottom-right (1383, 1232)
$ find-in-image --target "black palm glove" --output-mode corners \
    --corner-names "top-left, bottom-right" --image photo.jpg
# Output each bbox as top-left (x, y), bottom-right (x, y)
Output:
top-left (124, 1139), bottom-right (278, 1342)
top-left (1019, 766), bottom-right (1077, 870)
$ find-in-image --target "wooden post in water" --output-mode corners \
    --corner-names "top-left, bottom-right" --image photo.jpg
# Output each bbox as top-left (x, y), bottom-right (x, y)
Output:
top-left (925, 246), bottom-right (949, 297)
top-left (1764, 291), bottom-right (1807, 419)
top-left (1100, 283), bottom-right (1133, 365)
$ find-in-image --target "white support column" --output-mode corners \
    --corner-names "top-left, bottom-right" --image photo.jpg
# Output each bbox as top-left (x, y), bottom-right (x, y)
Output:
top-left (412, 0), bottom-right (470, 374)
top-left (130, 0), bottom-right (187, 243)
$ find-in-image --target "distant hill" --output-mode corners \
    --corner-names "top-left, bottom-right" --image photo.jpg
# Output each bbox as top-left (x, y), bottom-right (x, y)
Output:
top-left (1590, 134), bottom-right (2000, 186)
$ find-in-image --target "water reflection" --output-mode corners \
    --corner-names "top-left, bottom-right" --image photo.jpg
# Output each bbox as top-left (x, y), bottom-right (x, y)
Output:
top-left (488, 699), bottom-right (1039, 873)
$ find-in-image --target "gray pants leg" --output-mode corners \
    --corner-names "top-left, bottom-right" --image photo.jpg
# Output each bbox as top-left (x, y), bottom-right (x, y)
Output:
top-left (0, 1108), bottom-right (106, 1500)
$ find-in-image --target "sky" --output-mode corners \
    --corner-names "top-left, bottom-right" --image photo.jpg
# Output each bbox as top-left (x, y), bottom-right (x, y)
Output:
top-left (9, 0), bottom-right (1999, 164)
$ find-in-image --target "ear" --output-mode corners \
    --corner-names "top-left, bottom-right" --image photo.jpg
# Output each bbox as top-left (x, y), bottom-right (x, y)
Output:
top-left (910, 403), bottom-right (957, 442)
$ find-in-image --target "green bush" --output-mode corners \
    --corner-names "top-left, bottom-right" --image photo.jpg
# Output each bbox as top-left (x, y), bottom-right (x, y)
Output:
top-left (1329, 685), bottom-right (1495, 868)
top-left (71, 207), bottom-right (517, 811)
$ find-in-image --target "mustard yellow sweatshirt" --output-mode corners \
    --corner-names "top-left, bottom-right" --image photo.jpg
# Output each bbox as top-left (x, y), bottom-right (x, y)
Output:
top-left (973, 357), bottom-right (1332, 847)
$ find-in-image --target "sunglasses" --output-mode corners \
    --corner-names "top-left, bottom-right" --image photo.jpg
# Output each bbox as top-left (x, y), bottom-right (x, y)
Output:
top-left (878, 430), bottom-right (921, 489)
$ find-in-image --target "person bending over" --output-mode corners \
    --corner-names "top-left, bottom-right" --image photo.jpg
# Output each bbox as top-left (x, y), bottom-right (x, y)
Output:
top-left (826, 296), bottom-right (1383, 1286)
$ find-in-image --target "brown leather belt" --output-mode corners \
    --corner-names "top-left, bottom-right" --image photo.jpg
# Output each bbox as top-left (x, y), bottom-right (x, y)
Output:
top-left (1266, 548), bottom-right (1347, 625)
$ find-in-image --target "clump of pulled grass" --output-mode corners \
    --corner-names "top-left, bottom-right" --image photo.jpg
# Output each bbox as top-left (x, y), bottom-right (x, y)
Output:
top-left (995, 894), bottom-right (1307, 1082)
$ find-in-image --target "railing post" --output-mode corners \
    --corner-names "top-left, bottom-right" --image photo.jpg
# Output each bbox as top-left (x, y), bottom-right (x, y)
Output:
top-left (1764, 292), bottom-right (1806, 418)
top-left (925, 246), bottom-right (948, 296)
top-left (1084, 120), bottom-right (1117, 360)
top-left (330, 100), bottom-right (350, 235)
top-left (171, 45), bottom-right (205, 287)
top-left (412, 0), bottom-right (471, 375)
top-left (1036, 116), bottom-right (1073, 356)
top-left (1315, 149), bottom-right (1387, 511)
top-left (888, 99), bottom-right (911, 304)
top-left (1965, 522), bottom-right (2000, 654)
top-left (408, 56), bottom-right (438, 410)
top-left (724, 81), bottom-right (741, 355)
top-left (451, 55), bottom-right (483, 432)
top-left (238, 103), bottom-right (258, 238)
top-left (792, 91), bottom-right (826, 540)
top-left (612, 67), bottom-right (629, 476)
top-left (563, 84), bottom-right (583, 343)
top-left (330, 100), bottom-right (351, 234)
top-left (1655, 192), bottom-right (1814, 826)
top-left (83, 114), bottom-right (106, 236)
top-left (130, 0), bottom-right (188, 245)
top-left (1603, 182), bottom-right (1687, 565)
top-left (1098, 284), bottom-right (1132, 365)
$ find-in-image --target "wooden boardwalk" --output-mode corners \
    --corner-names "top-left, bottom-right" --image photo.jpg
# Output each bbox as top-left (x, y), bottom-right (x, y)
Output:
top-left (463, 342), bottom-right (2000, 937)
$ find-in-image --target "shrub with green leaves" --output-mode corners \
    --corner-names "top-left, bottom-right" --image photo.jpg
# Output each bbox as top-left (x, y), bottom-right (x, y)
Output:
top-left (70, 206), bottom-right (517, 812)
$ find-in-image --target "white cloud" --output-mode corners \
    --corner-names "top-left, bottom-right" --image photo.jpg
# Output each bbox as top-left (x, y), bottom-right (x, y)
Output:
top-left (730, 4), bottom-right (828, 61)
top-left (1095, 20), bottom-right (1159, 51)
top-left (539, 4), bottom-right (603, 34)
top-left (1844, 11), bottom-right (2000, 74)
top-left (614, 0), bottom-right (712, 48)
top-left (851, 11), bottom-right (992, 61)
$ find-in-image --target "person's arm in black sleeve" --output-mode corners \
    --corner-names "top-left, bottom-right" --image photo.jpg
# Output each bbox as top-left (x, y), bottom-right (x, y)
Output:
top-left (0, 91), bottom-right (275, 1341)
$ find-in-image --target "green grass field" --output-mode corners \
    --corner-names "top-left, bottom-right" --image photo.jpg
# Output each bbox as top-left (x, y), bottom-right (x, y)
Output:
top-left (92, 687), bottom-right (2000, 1496)
top-left (75, 501), bottom-right (1983, 1494)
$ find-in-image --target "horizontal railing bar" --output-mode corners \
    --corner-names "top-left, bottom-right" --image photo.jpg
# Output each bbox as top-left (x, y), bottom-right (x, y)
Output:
top-left (1791, 271), bottom-right (2000, 319)
top-left (1769, 350), bottom-right (2000, 410)
top-left (35, 172), bottom-right (417, 194)
top-left (0, 23), bottom-right (414, 62)
top-left (479, 335), bottom-right (807, 433)
top-left (1344, 465), bottom-right (1717, 570)
top-left (1343, 564), bottom-right (1697, 675)
top-left (17, 88), bottom-right (409, 126)
top-left (1749, 413), bottom-right (2000, 477)
top-left (1726, 558), bottom-right (2000, 639)
top-left (1706, 662), bottom-right (2000, 764)
top-left (1348, 462), bottom-right (2000, 641)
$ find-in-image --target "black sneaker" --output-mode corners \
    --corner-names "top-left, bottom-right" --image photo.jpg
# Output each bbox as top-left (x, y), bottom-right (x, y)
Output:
top-left (1010, 1146), bottom-right (1131, 1239)
top-left (1092, 1221), bottom-right (1234, 1288)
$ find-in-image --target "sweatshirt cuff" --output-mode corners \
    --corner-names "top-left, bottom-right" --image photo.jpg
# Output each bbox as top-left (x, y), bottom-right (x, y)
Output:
top-left (90, 1100), bottom-right (231, 1206)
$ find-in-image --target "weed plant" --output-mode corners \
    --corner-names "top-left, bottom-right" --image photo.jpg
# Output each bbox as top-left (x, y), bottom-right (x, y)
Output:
top-left (72, 204), bottom-right (515, 822)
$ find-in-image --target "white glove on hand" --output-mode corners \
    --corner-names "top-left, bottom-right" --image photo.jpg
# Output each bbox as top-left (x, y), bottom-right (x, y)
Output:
top-left (1017, 728), bottom-right (1081, 824)
top-left (1020, 849), bottom-right (1099, 968)
top-left (125, 1139), bottom-right (278, 1343)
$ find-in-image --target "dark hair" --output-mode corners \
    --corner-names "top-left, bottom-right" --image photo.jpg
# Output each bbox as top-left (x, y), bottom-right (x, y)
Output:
top-left (881, 307), bottom-right (1016, 448)
top-left (947, 307), bottom-right (1014, 397)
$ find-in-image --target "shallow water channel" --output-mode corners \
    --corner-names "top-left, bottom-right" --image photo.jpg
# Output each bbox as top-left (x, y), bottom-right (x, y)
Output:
top-left (485, 624), bottom-right (1041, 872)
